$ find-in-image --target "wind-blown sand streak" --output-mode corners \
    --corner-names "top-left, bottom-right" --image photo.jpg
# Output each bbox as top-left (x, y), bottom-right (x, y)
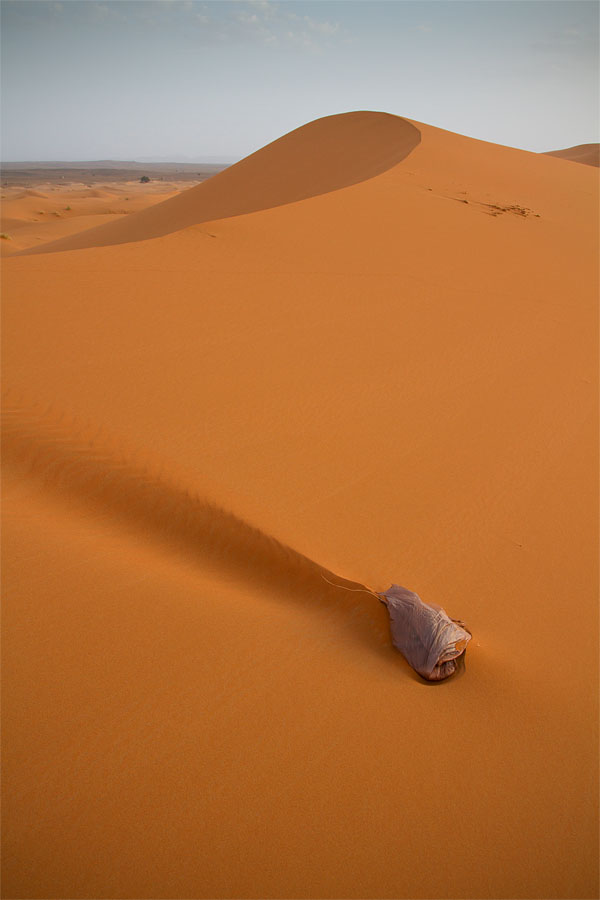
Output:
top-left (3, 396), bottom-right (391, 656)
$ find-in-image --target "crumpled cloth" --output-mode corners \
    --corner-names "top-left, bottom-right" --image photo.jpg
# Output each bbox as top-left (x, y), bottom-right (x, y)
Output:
top-left (379, 584), bottom-right (471, 681)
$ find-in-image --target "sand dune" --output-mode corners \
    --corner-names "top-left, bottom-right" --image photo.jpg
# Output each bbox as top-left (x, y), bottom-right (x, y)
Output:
top-left (15, 188), bottom-right (49, 199)
top-left (1, 214), bottom-right (125, 254)
top-left (20, 111), bottom-right (421, 254)
top-left (0, 183), bottom-right (188, 254)
top-left (2, 112), bottom-right (598, 899)
top-left (544, 142), bottom-right (599, 166)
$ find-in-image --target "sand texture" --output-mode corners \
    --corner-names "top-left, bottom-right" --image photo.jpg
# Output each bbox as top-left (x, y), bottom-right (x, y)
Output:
top-left (2, 111), bottom-right (598, 899)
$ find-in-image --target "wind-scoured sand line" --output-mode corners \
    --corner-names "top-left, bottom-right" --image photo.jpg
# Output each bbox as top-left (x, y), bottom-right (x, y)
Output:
top-left (3, 395), bottom-right (394, 658)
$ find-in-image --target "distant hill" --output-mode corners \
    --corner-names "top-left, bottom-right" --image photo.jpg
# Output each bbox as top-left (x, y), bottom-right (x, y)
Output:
top-left (0, 160), bottom-right (228, 188)
top-left (134, 155), bottom-right (239, 165)
top-left (543, 143), bottom-right (599, 167)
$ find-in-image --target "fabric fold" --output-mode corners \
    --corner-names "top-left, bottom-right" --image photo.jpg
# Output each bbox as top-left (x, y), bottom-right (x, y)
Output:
top-left (380, 584), bottom-right (471, 681)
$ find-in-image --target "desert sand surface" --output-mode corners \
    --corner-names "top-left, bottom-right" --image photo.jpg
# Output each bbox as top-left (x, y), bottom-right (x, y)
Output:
top-left (0, 179), bottom-right (215, 254)
top-left (544, 142), bottom-right (599, 167)
top-left (2, 111), bottom-right (598, 899)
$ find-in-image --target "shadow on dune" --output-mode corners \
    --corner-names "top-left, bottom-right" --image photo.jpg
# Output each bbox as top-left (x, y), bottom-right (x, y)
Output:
top-left (21, 112), bottom-right (421, 255)
top-left (3, 396), bottom-right (401, 666)
top-left (543, 142), bottom-right (599, 167)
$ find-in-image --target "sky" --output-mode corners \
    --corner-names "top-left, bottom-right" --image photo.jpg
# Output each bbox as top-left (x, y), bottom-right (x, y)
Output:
top-left (1, 0), bottom-right (598, 161)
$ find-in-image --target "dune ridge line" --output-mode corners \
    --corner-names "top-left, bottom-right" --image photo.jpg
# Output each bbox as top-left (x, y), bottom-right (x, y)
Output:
top-left (21, 112), bottom-right (421, 255)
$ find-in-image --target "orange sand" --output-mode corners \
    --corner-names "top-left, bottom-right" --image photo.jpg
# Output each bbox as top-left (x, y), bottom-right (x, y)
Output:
top-left (544, 142), bottom-right (599, 167)
top-left (0, 180), bottom-right (191, 254)
top-left (2, 111), bottom-right (598, 899)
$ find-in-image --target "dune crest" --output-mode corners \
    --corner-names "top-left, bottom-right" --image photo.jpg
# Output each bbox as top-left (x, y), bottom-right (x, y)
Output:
top-left (544, 143), bottom-right (599, 167)
top-left (22, 112), bottom-right (421, 254)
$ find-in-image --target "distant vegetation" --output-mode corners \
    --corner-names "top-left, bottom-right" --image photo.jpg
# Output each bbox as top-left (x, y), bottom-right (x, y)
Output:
top-left (140, 175), bottom-right (150, 183)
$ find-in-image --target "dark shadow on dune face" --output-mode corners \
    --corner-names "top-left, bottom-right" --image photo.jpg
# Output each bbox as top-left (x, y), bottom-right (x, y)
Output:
top-left (543, 143), bottom-right (599, 167)
top-left (21, 112), bottom-right (422, 256)
top-left (3, 396), bottom-right (392, 661)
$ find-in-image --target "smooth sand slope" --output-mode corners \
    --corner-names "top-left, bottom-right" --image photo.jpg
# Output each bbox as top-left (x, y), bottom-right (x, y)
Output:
top-left (2, 111), bottom-right (598, 899)
top-left (544, 142), bottom-right (599, 167)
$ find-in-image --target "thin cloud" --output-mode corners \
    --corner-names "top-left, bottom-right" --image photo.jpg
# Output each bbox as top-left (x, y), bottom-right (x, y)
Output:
top-left (188, 1), bottom-right (342, 50)
top-left (530, 24), bottom-right (596, 54)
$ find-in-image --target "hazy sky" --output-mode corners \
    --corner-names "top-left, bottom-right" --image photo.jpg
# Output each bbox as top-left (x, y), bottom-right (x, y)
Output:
top-left (2, 0), bottom-right (598, 161)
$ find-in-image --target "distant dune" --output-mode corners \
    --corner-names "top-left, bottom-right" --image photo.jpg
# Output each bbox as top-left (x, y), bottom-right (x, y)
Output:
top-left (544, 142), bottom-right (599, 167)
top-left (2, 111), bottom-right (598, 900)
top-left (0, 182), bottom-right (190, 254)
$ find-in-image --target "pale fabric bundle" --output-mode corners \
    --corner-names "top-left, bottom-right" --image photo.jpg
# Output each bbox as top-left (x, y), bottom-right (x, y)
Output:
top-left (379, 584), bottom-right (471, 681)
